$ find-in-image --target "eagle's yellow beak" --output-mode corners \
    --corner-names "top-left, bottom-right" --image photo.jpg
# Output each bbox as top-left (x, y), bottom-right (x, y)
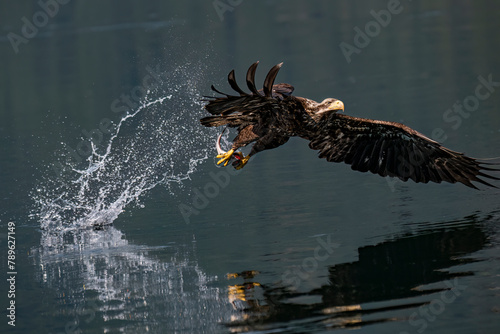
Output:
top-left (328, 100), bottom-right (344, 112)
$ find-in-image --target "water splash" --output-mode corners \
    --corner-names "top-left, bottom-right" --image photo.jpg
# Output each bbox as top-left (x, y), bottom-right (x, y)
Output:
top-left (31, 62), bottom-right (217, 233)
top-left (28, 60), bottom-right (238, 331)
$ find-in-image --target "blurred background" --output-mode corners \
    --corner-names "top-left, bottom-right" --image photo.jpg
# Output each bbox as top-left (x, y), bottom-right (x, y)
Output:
top-left (1, 1), bottom-right (500, 333)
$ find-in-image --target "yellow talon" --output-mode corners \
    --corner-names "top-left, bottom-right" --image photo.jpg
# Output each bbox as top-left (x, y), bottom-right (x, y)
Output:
top-left (235, 155), bottom-right (250, 170)
top-left (216, 149), bottom-right (235, 166)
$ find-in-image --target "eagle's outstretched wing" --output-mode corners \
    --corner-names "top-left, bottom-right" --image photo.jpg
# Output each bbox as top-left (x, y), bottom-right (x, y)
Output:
top-left (309, 113), bottom-right (499, 189)
top-left (201, 62), bottom-right (294, 128)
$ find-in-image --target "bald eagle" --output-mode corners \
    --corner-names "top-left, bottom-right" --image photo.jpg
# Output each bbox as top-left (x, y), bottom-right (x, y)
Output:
top-left (200, 62), bottom-right (499, 189)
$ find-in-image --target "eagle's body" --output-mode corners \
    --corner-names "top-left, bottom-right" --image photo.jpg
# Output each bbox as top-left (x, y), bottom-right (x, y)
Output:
top-left (201, 62), bottom-right (499, 189)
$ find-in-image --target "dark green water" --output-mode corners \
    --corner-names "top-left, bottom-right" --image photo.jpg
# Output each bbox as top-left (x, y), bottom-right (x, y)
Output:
top-left (1, 1), bottom-right (500, 333)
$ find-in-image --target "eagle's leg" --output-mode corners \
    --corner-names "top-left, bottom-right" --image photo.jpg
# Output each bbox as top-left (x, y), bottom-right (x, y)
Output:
top-left (235, 132), bottom-right (290, 170)
top-left (234, 155), bottom-right (251, 170)
top-left (216, 125), bottom-right (259, 168)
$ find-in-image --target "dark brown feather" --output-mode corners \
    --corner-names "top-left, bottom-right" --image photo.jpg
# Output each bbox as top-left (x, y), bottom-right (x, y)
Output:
top-left (263, 63), bottom-right (283, 97)
top-left (228, 70), bottom-right (249, 96)
top-left (246, 62), bottom-right (261, 96)
top-left (309, 113), bottom-right (499, 188)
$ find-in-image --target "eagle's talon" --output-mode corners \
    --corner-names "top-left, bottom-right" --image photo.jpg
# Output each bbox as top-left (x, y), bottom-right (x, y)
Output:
top-left (216, 149), bottom-right (235, 166)
top-left (234, 156), bottom-right (250, 170)
top-left (217, 149), bottom-right (245, 167)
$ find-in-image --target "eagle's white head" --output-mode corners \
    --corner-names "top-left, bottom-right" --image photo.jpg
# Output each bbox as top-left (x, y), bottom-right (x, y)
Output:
top-left (317, 98), bottom-right (344, 114)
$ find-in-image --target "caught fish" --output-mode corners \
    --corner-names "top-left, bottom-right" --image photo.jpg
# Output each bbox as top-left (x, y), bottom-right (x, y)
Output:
top-left (216, 128), bottom-right (243, 168)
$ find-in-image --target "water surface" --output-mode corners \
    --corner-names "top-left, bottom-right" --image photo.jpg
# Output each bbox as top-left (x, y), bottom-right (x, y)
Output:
top-left (1, 1), bottom-right (500, 333)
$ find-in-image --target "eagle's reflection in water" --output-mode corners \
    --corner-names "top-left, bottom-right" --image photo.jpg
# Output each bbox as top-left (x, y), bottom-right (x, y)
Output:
top-left (225, 213), bottom-right (495, 333)
top-left (31, 211), bottom-right (497, 333)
